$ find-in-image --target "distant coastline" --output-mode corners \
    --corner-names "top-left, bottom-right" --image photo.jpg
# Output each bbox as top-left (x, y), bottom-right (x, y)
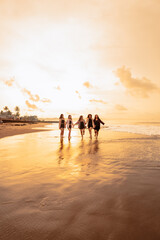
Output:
top-left (1, 119), bottom-right (59, 124)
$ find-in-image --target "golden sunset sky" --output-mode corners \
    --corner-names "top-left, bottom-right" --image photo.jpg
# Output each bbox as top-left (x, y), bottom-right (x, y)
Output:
top-left (0, 0), bottom-right (160, 120)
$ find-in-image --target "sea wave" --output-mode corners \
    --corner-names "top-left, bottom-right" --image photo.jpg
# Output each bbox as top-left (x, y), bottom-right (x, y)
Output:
top-left (104, 124), bottom-right (160, 136)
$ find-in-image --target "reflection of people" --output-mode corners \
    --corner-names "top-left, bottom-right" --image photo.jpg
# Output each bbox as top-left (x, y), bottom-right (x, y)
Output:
top-left (74, 115), bottom-right (86, 139)
top-left (66, 115), bottom-right (74, 140)
top-left (93, 139), bottom-right (99, 153)
top-left (58, 137), bottom-right (64, 165)
top-left (59, 114), bottom-right (66, 138)
top-left (86, 114), bottom-right (94, 139)
top-left (87, 139), bottom-right (99, 154)
top-left (93, 114), bottom-right (105, 139)
top-left (60, 137), bottom-right (64, 150)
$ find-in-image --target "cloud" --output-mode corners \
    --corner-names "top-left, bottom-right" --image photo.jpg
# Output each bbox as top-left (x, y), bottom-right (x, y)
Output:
top-left (1, 78), bottom-right (51, 104)
top-left (54, 86), bottom-right (61, 91)
top-left (0, 77), bottom-right (16, 87)
top-left (75, 90), bottom-right (81, 99)
top-left (56, 86), bottom-right (61, 90)
top-left (4, 78), bottom-right (15, 87)
top-left (115, 104), bottom-right (127, 111)
top-left (83, 81), bottom-right (93, 89)
top-left (23, 88), bottom-right (51, 103)
top-left (23, 88), bottom-right (40, 102)
top-left (89, 99), bottom-right (107, 104)
top-left (41, 98), bottom-right (51, 103)
top-left (115, 66), bottom-right (159, 98)
top-left (25, 100), bottom-right (38, 110)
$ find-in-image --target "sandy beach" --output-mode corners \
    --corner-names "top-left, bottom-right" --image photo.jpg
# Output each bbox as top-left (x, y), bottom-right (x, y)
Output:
top-left (0, 122), bottom-right (50, 139)
top-left (0, 126), bottom-right (160, 240)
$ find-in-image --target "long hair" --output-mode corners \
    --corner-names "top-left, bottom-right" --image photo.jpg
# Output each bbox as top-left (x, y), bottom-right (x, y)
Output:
top-left (87, 114), bottom-right (92, 119)
top-left (59, 114), bottom-right (64, 119)
top-left (78, 115), bottom-right (83, 121)
top-left (68, 115), bottom-right (72, 120)
top-left (94, 114), bottom-right (100, 121)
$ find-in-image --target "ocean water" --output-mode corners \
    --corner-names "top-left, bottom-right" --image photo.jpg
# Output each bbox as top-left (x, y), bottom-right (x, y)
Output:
top-left (41, 122), bottom-right (160, 136)
top-left (105, 123), bottom-right (160, 136)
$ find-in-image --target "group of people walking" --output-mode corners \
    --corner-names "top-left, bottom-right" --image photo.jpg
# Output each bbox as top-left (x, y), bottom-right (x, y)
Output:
top-left (59, 114), bottom-right (105, 140)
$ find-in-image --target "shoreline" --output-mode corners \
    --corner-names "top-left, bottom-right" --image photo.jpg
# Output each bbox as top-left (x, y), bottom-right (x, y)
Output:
top-left (0, 122), bottom-right (51, 139)
top-left (0, 121), bottom-right (155, 141)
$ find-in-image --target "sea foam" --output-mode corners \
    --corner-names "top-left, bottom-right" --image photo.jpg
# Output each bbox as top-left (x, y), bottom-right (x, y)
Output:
top-left (105, 124), bottom-right (160, 136)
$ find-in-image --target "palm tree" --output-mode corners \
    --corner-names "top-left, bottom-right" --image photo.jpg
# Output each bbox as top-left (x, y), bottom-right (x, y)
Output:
top-left (7, 110), bottom-right (12, 116)
top-left (4, 106), bottom-right (9, 111)
top-left (15, 106), bottom-right (20, 117)
top-left (3, 106), bottom-right (12, 116)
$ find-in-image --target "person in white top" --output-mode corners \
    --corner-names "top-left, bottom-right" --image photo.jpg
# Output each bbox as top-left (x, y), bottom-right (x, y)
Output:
top-left (66, 115), bottom-right (74, 140)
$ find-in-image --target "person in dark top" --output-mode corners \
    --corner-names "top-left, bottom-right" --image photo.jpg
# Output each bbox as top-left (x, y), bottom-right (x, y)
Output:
top-left (66, 115), bottom-right (74, 140)
top-left (74, 115), bottom-right (86, 139)
top-left (59, 114), bottom-right (66, 138)
top-left (86, 114), bottom-right (94, 139)
top-left (93, 114), bottom-right (105, 139)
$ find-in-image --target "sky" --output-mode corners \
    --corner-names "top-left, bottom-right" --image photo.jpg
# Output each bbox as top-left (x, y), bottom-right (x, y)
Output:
top-left (0, 0), bottom-right (160, 120)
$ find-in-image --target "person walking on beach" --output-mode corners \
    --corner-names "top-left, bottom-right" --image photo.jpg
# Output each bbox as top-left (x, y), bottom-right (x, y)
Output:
top-left (66, 115), bottom-right (74, 140)
top-left (93, 114), bottom-right (105, 139)
top-left (74, 115), bottom-right (86, 139)
top-left (59, 114), bottom-right (66, 138)
top-left (86, 114), bottom-right (94, 139)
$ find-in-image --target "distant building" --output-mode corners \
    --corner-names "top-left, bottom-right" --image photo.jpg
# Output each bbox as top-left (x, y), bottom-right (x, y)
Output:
top-left (0, 111), bottom-right (19, 120)
top-left (0, 111), bottom-right (12, 119)
top-left (0, 111), bottom-right (38, 122)
top-left (20, 115), bottom-right (38, 121)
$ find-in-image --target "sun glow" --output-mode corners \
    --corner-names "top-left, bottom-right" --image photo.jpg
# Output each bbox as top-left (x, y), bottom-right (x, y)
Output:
top-left (1, 0), bottom-right (160, 121)
top-left (1, 14), bottom-right (120, 118)
top-left (1, 18), bottom-right (106, 116)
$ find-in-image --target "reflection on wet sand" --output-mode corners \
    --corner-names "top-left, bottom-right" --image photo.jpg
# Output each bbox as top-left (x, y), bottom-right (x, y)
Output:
top-left (58, 138), bottom-right (65, 165)
top-left (1, 129), bottom-right (160, 240)
top-left (57, 138), bottom-right (100, 176)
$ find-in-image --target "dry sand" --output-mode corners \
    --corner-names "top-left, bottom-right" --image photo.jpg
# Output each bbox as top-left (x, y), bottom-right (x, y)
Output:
top-left (0, 128), bottom-right (160, 240)
top-left (0, 122), bottom-right (50, 139)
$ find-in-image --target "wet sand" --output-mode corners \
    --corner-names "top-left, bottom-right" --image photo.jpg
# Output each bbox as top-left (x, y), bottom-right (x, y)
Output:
top-left (0, 122), bottom-right (50, 139)
top-left (0, 127), bottom-right (160, 240)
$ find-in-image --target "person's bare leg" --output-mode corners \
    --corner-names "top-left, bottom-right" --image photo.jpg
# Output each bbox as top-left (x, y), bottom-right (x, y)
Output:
top-left (80, 129), bottom-right (83, 138)
top-left (68, 129), bottom-right (71, 140)
top-left (60, 129), bottom-right (63, 138)
top-left (95, 130), bottom-right (98, 139)
top-left (61, 128), bottom-right (64, 138)
top-left (96, 131), bottom-right (99, 139)
top-left (89, 128), bottom-right (92, 139)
